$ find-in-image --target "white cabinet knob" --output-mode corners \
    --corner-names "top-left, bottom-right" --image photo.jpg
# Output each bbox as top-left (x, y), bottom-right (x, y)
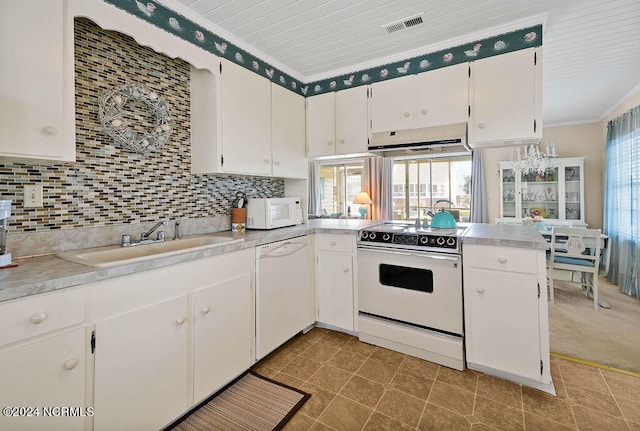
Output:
top-left (63, 358), bottom-right (78, 371)
top-left (476, 287), bottom-right (485, 294)
top-left (274, 161), bottom-right (280, 166)
top-left (343, 267), bottom-right (349, 273)
top-left (176, 316), bottom-right (186, 325)
top-left (30, 311), bottom-right (48, 324)
top-left (264, 158), bottom-right (271, 163)
top-left (421, 109), bottom-right (428, 115)
top-left (201, 307), bottom-right (210, 315)
top-left (478, 123), bottom-right (487, 129)
top-left (42, 126), bottom-right (58, 135)
top-left (328, 141), bottom-right (333, 146)
top-left (404, 112), bottom-right (410, 118)
top-left (339, 139), bottom-right (345, 144)
top-left (498, 257), bottom-right (507, 264)
top-left (330, 240), bottom-right (336, 246)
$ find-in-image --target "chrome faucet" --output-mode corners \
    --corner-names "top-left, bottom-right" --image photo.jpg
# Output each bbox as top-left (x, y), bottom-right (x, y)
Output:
top-left (141, 221), bottom-right (168, 242)
top-left (121, 221), bottom-right (168, 247)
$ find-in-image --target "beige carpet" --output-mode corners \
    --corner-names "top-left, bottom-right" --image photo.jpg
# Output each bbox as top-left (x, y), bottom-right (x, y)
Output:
top-left (171, 372), bottom-right (309, 431)
top-left (548, 276), bottom-right (640, 374)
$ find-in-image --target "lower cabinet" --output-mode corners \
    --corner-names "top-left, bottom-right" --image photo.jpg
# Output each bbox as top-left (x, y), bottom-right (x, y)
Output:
top-left (463, 244), bottom-right (552, 390)
top-left (315, 233), bottom-right (356, 332)
top-left (0, 328), bottom-right (87, 431)
top-left (194, 273), bottom-right (254, 403)
top-left (93, 295), bottom-right (190, 431)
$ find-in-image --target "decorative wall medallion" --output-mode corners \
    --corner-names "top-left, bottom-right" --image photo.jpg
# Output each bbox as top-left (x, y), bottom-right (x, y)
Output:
top-left (98, 84), bottom-right (172, 154)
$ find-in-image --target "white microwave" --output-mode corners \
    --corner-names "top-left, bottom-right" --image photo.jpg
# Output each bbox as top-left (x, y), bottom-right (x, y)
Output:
top-left (246, 197), bottom-right (304, 229)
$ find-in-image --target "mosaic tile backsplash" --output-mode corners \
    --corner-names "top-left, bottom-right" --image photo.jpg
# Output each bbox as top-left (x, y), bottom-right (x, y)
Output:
top-left (0, 19), bottom-right (284, 237)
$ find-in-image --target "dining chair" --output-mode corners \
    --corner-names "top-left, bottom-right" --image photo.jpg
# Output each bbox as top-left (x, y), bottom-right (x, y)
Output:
top-left (547, 227), bottom-right (602, 310)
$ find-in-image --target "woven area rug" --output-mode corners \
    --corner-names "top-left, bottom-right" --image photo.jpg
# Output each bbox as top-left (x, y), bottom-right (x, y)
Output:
top-left (171, 372), bottom-right (309, 431)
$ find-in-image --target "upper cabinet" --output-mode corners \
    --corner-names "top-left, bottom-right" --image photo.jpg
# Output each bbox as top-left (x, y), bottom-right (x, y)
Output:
top-left (469, 47), bottom-right (542, 148)
top-left (0, 1), bottom-right (76, 162)
top-left (220, 59), bottom-right (272, 176)
top-left (271, 84), bottom-right (307, 179)
top-left (307, 87), bottom-right (369, 157)
top-left (191, 61), bottom-right (307, 178)
top-left (369, 63), bottom-right (469, 133)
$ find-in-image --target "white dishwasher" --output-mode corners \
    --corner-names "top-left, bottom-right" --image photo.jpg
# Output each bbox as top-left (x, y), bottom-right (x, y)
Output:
top-left (255, 235), bottom-right (314, 360)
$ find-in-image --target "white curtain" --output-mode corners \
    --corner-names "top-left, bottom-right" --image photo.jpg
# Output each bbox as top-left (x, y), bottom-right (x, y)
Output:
top-left (604, 105), bottom-right (640, 298)
top-left (364, 156), bottom-right (392, 220)
top-left (307, 161), bottom-right (320, 216)
top-left (470, 149), bottom-right (488, 223)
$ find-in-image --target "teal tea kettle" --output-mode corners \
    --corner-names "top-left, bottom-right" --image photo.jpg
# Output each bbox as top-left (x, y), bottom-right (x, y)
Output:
top-left (428, 200), bottom-right (457, 229)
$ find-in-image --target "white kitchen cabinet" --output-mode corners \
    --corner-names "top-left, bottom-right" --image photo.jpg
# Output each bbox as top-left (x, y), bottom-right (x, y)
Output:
top-left (220, 58), bottom-right (272, 175)
top-left (307, 88), bottom-right (369, 157)
top-left (463, 244), bottom-right (552, 391)
top-left (306, 93), bottom-right (336, 157)
top-left (414, 63), bottom-right (469, 128)
top-left (93, 295), bottom-right (190, 431)
top-left (370, 75), bottom-right (415, 133)
top-left (369, 64), bottom-right (469, 134)
top-left (335, 86), bottom-right (369, 155)
top-left (0, 328), bottom-right (87, 431)
top-left (0, 0), bottom-right (76, 162)
top-left (315, 233), bottom-right (356, 332)
top-left (194, 273), bottom-right (254, 403)
top-left (469, 47), bottom-right (542, 148)
top-left (272, 83), bottom-right (307, 178)
top-left (499, 157), bottom-right (586, 226)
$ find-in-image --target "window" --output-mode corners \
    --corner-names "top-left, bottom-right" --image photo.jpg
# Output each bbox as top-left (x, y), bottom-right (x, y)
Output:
top-left (319, 161), bottom-right (364, 217)
top-left (392, 156), bottom-right (472, 221)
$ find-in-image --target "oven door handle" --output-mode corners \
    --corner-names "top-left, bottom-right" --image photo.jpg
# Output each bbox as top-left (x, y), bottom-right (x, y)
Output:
top-left (357, 246), bottom-right (461, 262)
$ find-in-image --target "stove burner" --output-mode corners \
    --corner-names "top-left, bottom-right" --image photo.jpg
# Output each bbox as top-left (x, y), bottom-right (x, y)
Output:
top-left (358, 223), bottom-right (467, 253)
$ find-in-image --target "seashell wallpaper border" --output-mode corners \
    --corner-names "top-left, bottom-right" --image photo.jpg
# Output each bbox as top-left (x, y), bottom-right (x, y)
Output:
top-left (105, 0), bottom-right (542, 98)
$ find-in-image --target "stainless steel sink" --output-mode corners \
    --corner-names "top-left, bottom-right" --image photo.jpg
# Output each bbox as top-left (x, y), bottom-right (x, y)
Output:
top-left (57, 234), bottom-right (244, 267)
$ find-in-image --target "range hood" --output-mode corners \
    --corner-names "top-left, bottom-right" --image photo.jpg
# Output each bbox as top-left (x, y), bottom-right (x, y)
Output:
top-left (368, 123), bottom-right (470, 157)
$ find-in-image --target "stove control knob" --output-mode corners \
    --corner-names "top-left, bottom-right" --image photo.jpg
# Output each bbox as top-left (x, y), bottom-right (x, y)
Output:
top-left (382, 233), bottom-right (390, 241)
top-left (361, 231), bottom-right (369, 240)
top-left (419, 236), bottom-right (429, 244)
top-left (446, 237), bottom-right (456, 246)
top-left (436, 237), bottom-right (445, 246)
top-left (369, 232), bottom-right (377, 240)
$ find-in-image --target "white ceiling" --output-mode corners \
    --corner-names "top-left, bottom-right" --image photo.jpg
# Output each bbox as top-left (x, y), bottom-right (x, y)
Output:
top-left (162, 0), bottom-right (640, 126)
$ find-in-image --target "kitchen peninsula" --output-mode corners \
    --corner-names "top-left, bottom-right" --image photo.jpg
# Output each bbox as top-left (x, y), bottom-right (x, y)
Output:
top-left (0, 221), bottom-right (553, 431)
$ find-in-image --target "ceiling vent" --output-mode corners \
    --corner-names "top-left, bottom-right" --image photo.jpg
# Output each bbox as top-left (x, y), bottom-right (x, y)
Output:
top-left (382, 13), bottom-right (424, 34)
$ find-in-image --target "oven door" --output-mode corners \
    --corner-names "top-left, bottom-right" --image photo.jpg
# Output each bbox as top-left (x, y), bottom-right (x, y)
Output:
top-left (358, 246), bottom-right (462, 335)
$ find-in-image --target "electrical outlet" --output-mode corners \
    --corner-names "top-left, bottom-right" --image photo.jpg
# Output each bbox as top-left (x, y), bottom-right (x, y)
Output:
top-left (24, 184), bottom-right (43, 208)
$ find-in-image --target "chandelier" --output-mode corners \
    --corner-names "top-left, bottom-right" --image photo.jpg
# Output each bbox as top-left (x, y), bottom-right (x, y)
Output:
top-left (509, 142), bottom-right (556, 175)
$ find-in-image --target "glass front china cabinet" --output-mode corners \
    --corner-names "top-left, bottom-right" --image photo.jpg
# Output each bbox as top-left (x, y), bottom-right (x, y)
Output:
top-left (499, 157), bottom-right (586, 226)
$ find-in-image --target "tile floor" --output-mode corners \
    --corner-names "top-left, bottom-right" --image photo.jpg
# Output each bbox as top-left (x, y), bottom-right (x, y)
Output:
top-left (252, 327), bottom-right (640, 431)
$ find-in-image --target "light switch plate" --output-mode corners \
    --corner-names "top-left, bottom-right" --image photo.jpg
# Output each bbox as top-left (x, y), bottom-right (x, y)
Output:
top-left (24, 184), bottom-right (43, 208)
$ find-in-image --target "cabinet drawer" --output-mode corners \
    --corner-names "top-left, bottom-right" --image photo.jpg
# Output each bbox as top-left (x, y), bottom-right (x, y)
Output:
top-left (316, 234), bottom-right (353, 253)
top-left (465, 245), bottom-right (537, 274)
top-left (0, 288), bottom-right (85, 347)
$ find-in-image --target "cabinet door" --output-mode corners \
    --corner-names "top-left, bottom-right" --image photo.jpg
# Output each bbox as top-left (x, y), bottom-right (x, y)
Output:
top-left (562, 161), bottom-right (584, 222)
top-left (0, 328), bottom-right (86, 431)
top-left (0, 1), bottom-right (73, 161)
top-left (94, 295), bottom-right (189, 431)
top-left (317, 252), bottom-right (354, 331)
top-left (272, 84), bottom-right (307, 178)
top-left (220, 59), bottom-right (271, 175)
top-left (370, 75), bottom-right (415, 133)
top-left (415, 63), bottom-right (469, 128)
top-left (335, 86), bottom-right (369, 155)
top-left (194, 273), bottom-right (254, 403)
top-left (464, 268), bottom-right (542, 381)
top-left (470, 48), bottom-right (540, 145)
top-left (306, 93), bottom-right (336, 157)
